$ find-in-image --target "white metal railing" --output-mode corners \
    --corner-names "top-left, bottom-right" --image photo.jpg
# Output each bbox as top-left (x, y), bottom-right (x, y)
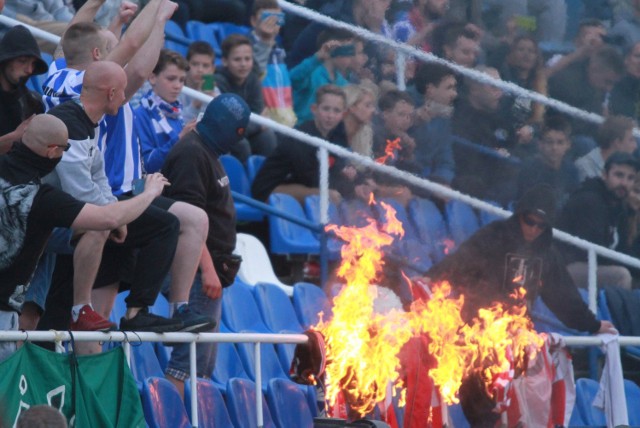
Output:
top-left (4, 331), bottom-right (307, 428)
top-left (2, 331), bottom-right (639, 427)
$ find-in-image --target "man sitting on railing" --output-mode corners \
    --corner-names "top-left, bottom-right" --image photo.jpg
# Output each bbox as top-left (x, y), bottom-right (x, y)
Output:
top-left (0, 114), bottom-right (170, 362)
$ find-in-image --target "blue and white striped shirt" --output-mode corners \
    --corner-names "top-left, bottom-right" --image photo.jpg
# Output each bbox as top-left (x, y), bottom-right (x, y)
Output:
top-left (42, 59), bottom-right (142, 195)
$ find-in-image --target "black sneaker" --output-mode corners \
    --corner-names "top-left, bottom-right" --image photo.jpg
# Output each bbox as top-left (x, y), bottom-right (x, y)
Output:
top-left (119, 308), bottom-right (184, 333)
top-left (173, 304), bottom-right (216, 333)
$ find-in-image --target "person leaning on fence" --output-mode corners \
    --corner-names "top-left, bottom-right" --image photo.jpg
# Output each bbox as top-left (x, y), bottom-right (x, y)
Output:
top-left (161, 93), bottom-right (250, 398)
top-left (0, 114), bottom-right (171, 362)
top-left (418, 184), bottom-right (616, 425)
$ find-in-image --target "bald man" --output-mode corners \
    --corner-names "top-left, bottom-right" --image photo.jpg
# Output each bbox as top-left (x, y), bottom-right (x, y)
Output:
top-left (23, 61), bottom-right (198, 337)
top-left (0, 114), bottom-right (170, 361)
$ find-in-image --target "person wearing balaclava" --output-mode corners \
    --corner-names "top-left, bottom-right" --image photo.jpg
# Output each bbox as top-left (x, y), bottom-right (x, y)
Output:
top-left (420, 183), bottom-right (616, 425)
top-left (0, 25), bottom-right (48, 153)
top-left (160, 93), bottom-right (251, 398)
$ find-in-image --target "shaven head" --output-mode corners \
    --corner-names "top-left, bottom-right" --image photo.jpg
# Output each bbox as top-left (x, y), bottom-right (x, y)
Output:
top-left (23, 115), bottom-right (68, 155)
top-left (62, 22), bottom-right (109, 66)
top-left (82, 61), bottom-right (127, 116)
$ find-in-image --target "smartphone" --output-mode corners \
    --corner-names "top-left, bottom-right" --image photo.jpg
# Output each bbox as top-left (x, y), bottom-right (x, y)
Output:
top-left (201, 74), bottom-right (215, 92)
top-left (197, 112), bottom-right (205, 122)
top-left (132, 177), bottom-right (145, 196)
top-left (330, 44), bottom-right (356, 58)
top-left (260, 10), bottom-right (285, 26)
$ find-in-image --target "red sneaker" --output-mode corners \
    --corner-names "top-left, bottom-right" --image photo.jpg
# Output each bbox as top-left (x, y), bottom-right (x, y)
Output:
top-left (70, 305), bottom-right (116, 331)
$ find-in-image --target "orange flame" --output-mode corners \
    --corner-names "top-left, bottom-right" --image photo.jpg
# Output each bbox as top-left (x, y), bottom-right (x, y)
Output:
top-left (318, 200), bottom-right (544, 417)
top-left (375, 138), bottom-right (402, 164)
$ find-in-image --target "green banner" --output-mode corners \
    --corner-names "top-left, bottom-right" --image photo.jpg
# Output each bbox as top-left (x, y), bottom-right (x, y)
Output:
top-left (0, 342), bottom-right (145, 427)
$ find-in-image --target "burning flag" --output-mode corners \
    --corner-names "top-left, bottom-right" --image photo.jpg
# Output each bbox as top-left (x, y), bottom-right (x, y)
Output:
top-left (311, 198), bottom-right (545, 420)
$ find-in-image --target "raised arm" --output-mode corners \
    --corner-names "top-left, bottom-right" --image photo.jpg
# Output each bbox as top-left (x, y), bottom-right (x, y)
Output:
top-left (122, 0), bottom-right (177, 100)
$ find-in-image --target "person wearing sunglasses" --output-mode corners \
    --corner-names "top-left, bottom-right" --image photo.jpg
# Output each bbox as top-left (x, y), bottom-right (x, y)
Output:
top-left (417, 183), bottom-right (616, 425)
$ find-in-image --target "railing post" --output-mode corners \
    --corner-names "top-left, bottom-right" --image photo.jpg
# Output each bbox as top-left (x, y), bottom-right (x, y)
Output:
top-left (588, 248), bottom-right (597, 314)
top-left (190, 340), bottom-right (198, 428)
top-left (318, 147), bottom-right (330, 286)
top-left (396, 52), bottom-right (407, 91)
top-left (255, 342), bottom-right (263, 428)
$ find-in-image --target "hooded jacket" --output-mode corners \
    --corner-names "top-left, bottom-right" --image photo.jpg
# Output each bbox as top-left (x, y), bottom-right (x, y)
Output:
top-left (426, 215), bottom-right (600, 333)
top-left (0, 25), bottom-right (47, 137)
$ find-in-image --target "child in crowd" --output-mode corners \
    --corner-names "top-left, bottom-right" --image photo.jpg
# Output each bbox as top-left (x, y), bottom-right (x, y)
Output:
top-left (516, 115), bottom-right (579, 210)
top-left (249, 0), bottom-right (297, 127)
top-left (251, 84), bottom-right (362, 204)
top-left (180, 41), bottom-right (220, 122)
top-left (216, 34), bottom-right (278, 162)
top-left (290, 28), bottom-right (354, 124)
top-left (134, 49), bottom-right (197, 173)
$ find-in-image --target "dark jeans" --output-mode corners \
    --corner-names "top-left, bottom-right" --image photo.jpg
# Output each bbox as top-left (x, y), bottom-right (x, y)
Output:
top-left (116, 196), bottom-right (180, 308)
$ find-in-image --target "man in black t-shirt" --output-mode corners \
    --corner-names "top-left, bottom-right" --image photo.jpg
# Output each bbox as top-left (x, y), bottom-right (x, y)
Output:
top-left (0, 114), bottom-right (170, 362)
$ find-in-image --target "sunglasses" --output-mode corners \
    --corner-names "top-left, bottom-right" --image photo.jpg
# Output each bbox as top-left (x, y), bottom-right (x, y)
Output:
top-left (48, 143), bottom-right (70, 152)
top-left (522, 215), bottom-right (548, 230)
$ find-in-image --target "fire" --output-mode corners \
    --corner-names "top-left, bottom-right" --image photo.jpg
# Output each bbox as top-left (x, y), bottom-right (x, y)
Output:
top-left (374, 138), bottom-right (402, 165)
top-left (317, 200), bottom-right (544, 417)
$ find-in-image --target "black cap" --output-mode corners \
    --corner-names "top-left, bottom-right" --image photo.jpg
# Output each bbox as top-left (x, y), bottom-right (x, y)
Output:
top-left (515, 184), bottom-right (557, 226)
top-left (604, 151), bottom-right (640, 173)
top-left (0, 26), bottom-right (48, 76)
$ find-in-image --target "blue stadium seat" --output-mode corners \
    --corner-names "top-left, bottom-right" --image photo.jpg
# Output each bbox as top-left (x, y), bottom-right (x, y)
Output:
top-left (445, 200), bottom-right (480, 247)
top-left (268, 193), bottom-right (320, 255)
top-left (164, 20), bottom-right (189, 56)
top-left (449, 403), bottom-right (470, 428)
top-left (212, 342), bottom-right (250, 391)
top-left (338, 198), bottom-right (375, 228)
top-left (109, 290), bottom-right (129, 326)
top-left (222, 281), bottom-right (270, 333)
top-left (150, 293), bottom-right (170, 317)
top-left (478, 201), bottom-right (504, 226)
top-left (184, 21), bottom-right (222, 63)
top-left (226, 378), bottom-right (276, 428)
top-left (303, 195), bottom-right (343, 260)
top-left (266, 378), bottom-right (315, 428)
top-left (129, 342), bottom-right (165, 391)
top-left (246, 154), bottom-right (266, 184)
top-left (573, 378), bottom-right (606, 426)
top-left (625, 379), bottom-right (640, 425)
top-left (213, 22), bottom-right (251, 41)
top-left (220, 154), bottom-right (264, 222)
top-left (235, 341), bottom-right (289, 391)
top-left (407, 197), bottom-right (450, 262)
top-left (184, 377), bottom-right (233, 428)
top-left (253, 282), bottom-right (303, 369)
top-left (292, 281), bottom-right (332, 329)
top-left (141, 377), bottom-right (191, 428)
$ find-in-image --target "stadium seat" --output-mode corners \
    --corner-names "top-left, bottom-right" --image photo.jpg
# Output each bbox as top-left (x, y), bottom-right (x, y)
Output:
top-left (478, 201), bottom-right (504, 226)
top-left (235, 340), bottom-right (289, 391)
top-left (303, 195), bottom-right (343, 260)
top-left (150, 293), bottom-right (170, 318)
top-left (27, 52), bottom-right (52, 95)
top-left (220, 154), bottom-right (265, 222)
top-left (109, 290), bottom-right (129, 326)
top-left (445, 200), bottom-right (480, 247)
top-left (407, 197), bottom-right (450, 262)
top-left (213, 22), bottom-right (251, 42)
top-left (184, 377), bottom-right (233, 428)
top-left (448, 403), bottom-right (470, 428)
top-left (573, 378), bottom-right (606, 426)
top-left (141, 377), bottom-right (191, 428)
top-left (268, 193), bottom-right (321, 255)
top-left (212, 342), bottom-right (250, 391)
top-left (253, 282), bottom-right (304, 369)
top-left (339, 198), bottom-right (375, 228)
top-left (233, 233), bottom-right (292, 295)
top-left (164, 20), bottom-right (189, 56)
top-left (625, 379), bottom-right (640, 425)
top-left (246, 154), bottom-right (266, 184)
top-left (266, 378), bottom-right (315, 428)
top-left (222, 281), bottom-right (270, 333)
top-left (129, 342), bottom-right (165, 391)
top-left (184, 21), bottom-right (222, 63)
top-left (226, 378), bottom-right (276, 428)
top-left (292, 281), bottom-right (332, 329)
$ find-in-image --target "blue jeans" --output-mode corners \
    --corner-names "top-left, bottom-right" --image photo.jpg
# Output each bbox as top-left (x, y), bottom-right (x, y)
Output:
top-left (164, 271), bottom-right (222, 380)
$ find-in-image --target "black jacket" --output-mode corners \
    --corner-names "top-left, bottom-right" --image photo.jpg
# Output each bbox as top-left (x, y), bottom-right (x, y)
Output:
top-left (251, 120), bottom-right (351, 202)
top-left (557, 177), bottom-right (631, 265)
top-left (427, 216), bottom-right (601, 333)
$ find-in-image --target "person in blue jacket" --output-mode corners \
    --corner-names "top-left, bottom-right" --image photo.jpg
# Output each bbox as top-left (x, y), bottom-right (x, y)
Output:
top-left (134, 49), bottom-right (197, 173)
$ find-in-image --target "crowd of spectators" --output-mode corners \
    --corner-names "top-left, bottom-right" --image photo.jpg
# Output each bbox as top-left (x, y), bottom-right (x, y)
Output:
top-left (4, 0), bottom-right (640, 415)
